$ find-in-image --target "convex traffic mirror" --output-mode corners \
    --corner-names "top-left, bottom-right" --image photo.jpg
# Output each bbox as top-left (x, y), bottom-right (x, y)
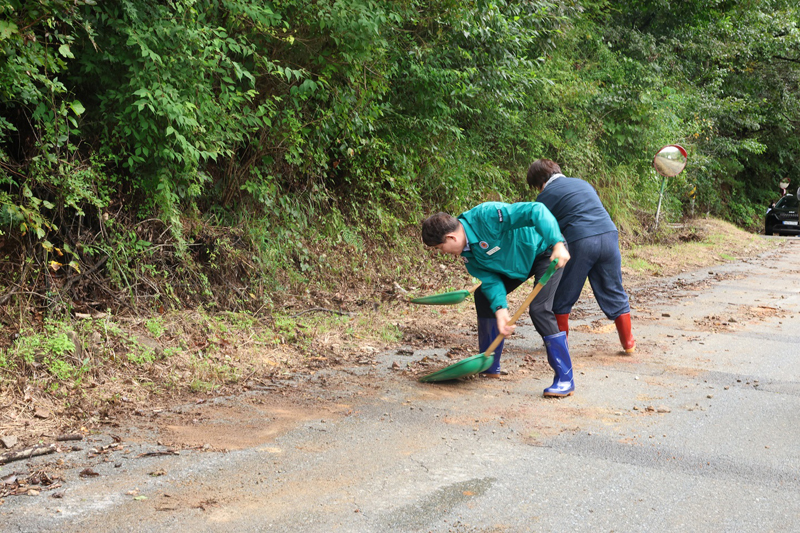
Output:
top-left (653, 144), bottom-right (688, 177)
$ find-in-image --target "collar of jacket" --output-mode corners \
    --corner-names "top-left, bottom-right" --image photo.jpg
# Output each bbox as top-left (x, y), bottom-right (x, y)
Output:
top-left (543, 173), bottom-right (565, 189)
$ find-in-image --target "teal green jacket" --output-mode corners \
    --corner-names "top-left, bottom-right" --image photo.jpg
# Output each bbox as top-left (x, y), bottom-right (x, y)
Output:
top-left (459, 202), bottom-right (564, 311)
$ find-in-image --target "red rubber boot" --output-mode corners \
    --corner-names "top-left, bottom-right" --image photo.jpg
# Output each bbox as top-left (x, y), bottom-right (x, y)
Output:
top-left (555, 313), bottom-right (570, 337)
top-left (614, 312), bottom-right (636, 353)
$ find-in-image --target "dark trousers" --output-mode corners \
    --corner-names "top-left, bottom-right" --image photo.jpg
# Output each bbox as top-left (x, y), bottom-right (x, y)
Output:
top-left (473, 246), bottom-right (566, 338)
top-left (553, 231), bottom-right (630, 320)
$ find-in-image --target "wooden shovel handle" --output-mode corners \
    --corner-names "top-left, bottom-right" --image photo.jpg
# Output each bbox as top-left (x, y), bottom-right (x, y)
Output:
top-left (482, 259), bottom-right (559, 356)
top-left (482, 281), bottom-right (547, 356)
top-left (468, 282), bottom-right (482, 294)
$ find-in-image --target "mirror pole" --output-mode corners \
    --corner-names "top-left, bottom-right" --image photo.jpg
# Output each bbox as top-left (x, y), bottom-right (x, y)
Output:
top-left (654, 173), bottom-right (667, 230)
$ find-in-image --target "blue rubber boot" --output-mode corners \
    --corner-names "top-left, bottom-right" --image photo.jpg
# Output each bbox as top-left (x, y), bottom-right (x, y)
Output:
top-left (478, 317), bottom-right (505, 377)
top-left (543, 331), bottom-right (574, 397)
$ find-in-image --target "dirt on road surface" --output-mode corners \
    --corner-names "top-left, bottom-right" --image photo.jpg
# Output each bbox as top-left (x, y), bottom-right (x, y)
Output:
top-left (2, 233), bottom-right (799, 532)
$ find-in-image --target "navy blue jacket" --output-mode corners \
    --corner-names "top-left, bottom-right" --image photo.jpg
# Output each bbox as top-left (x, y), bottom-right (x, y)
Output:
top-left (535, 176), bottom-right (617, 243)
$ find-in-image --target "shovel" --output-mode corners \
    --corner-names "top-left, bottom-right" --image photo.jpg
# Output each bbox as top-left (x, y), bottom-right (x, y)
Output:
top-left (409, 282), bottom-right (482, 306)
top-left (418, 259), bottom-right (559, 383)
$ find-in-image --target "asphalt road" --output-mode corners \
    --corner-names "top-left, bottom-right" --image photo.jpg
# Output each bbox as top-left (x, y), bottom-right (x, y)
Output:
top-left (2, 239), bottom-right (799, 533)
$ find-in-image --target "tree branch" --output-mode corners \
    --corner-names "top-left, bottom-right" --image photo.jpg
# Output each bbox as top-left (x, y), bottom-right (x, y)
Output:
top-left (774, 55), bottom-right (800, 64)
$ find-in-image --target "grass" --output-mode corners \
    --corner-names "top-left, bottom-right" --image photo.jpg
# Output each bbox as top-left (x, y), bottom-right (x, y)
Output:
top-left (624, 255), bottom-right (660, 276)
top-left (619, 218), bottom-right (774, 284)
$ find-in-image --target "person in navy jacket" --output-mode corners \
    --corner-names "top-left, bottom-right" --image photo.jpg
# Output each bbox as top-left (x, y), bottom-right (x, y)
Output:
top-left (527, 159), bottom-right (636, 354)
top-left (421, 202), bottom-right (575, 397)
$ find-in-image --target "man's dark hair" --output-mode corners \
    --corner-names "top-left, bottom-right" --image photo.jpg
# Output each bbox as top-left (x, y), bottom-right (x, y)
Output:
top-left (527, 159), bottom-right (562, 190)
top-left (421, 212), bottom-right (459, 246)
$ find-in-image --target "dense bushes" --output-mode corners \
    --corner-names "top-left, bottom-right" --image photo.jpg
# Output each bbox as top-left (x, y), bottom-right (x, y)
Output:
top-left (1, 0), bottom-right (798, 314)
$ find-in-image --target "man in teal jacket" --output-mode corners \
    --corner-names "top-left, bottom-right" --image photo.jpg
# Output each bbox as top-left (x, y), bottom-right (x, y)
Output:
top-left (421, 202), bottom-right (575, 397)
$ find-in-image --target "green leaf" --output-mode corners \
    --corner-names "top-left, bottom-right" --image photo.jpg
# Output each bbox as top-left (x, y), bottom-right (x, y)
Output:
top-left (58, 44), bottom-right (75, 59)
top-left (0, 20), bottom-right (17, 42)
top-left (70, 101), bottom-right (86, 115)
top-left (299, 79), bottom-right (317, 93)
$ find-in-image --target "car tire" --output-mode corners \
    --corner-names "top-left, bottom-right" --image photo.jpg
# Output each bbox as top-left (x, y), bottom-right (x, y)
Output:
top-left (765, 222), bottom-right (773, 235)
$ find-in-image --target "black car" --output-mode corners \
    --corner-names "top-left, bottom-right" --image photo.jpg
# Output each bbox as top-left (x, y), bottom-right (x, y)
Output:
top-left (765, 194), bottom-right (799, 235)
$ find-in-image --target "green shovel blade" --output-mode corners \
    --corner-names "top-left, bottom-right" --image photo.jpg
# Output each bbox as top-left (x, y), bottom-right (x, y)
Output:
top-left (409, 289), bottom-right (470, 305)
top-left (418, 352), bottom-right (494, 382)
top-left (418, 260), bottom-right (559, 383)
